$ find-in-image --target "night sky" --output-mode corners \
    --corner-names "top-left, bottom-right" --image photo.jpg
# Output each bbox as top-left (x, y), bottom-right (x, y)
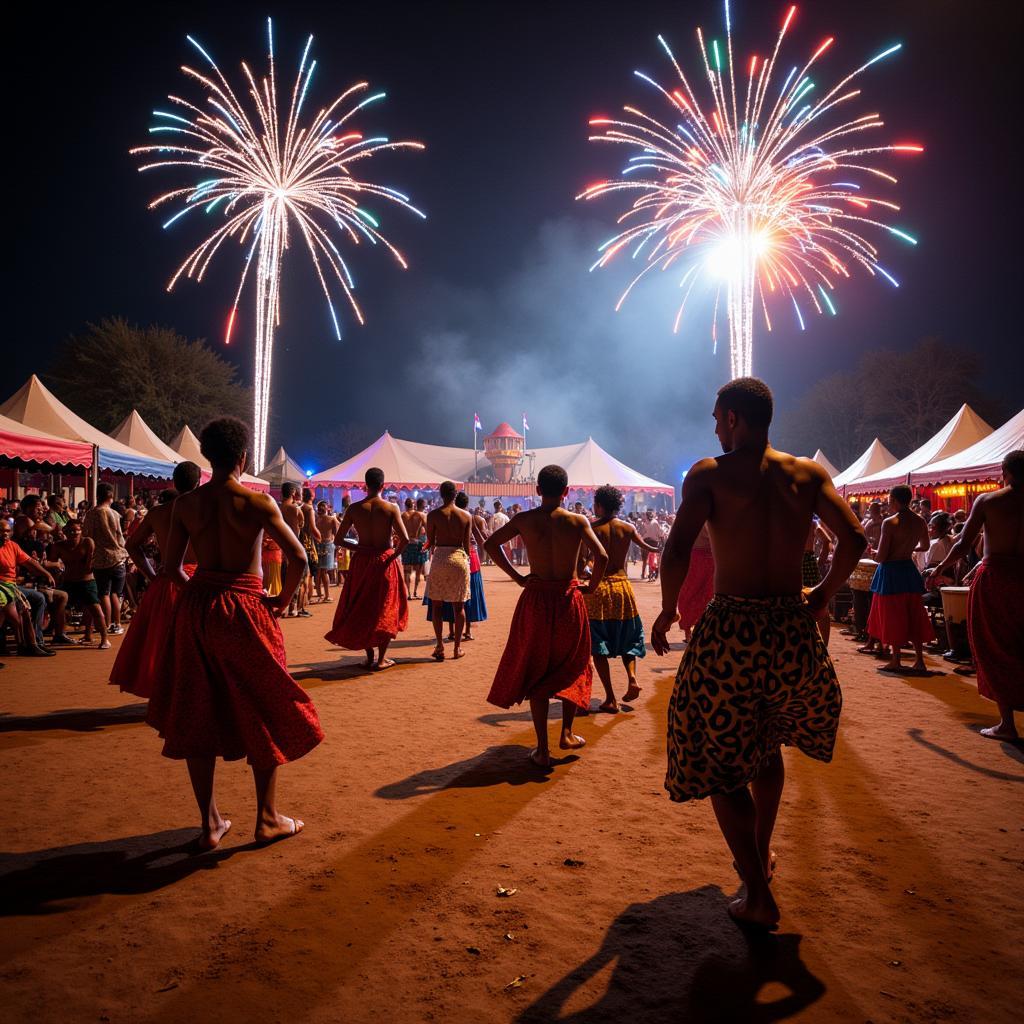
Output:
top-left (10, 1), bottom-right (1021, 483)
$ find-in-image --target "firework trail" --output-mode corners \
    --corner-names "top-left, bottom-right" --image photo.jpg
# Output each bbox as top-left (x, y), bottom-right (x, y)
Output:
top-left (579, 1), bottom-right (922, 379)
top-left (132, 20), bottom-right (425, 470)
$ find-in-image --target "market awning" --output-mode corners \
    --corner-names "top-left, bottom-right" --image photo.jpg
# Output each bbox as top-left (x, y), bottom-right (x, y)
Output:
top-left (0, 412), bottom-right (93, 468)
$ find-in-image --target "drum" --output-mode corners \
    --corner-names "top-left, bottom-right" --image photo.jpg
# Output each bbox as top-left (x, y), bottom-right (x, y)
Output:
top-left (940, 586), bottom-right (971, 661)
top-left (849, 558), bottom-right (877, 592)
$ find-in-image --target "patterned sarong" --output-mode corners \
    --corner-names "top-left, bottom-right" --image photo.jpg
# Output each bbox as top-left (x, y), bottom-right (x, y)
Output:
top-left (145, 571), bottom-right (324, 768)
top-left (325, 547), bottom-right (408, 650)
top-left (968, 554), bottom-right (1024, 711)
top-left (584, 571), bottom-right (645, 658)
top-left (666, 594), bottom-right (841, 802)
top-left (487, 578), bottom-right (592, 710)
top-left (426, 546), bottom-right (471, 603)
top-left (401, 536), bottom-right (429, 566)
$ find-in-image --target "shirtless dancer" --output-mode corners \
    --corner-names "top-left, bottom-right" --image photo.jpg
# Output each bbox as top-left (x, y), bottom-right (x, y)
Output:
top-left (109, 463), bottom-right (202, 695)
top-left (486, 465), bottom-right (608, 768)
top-left (424, 481), bottom-right (472, 661)
top-left (867, 486), bottom-right (933, 674)
top-left (585, 485), bottom-right (660, 711)
top-left (50, 520), bottom-right (109, 650)
top-left (280, 483), bottom-right (313, 618)
top-left (143, 418), bottom-right (323, 850)
top-left (314, 501), bottom-right (339, 603)
top-left (401, 498), bottom-right (428, 598)
top-left (929, 450), bottom-right (1024, 740)
top-left (324, 468), bottom-right (409, 670)
top-left (652, 378), bottom-right (865, 929)
top-left (300, 488), bottom-right (322, 608)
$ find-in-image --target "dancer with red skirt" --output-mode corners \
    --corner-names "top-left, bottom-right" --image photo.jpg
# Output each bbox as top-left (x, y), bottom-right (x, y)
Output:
top-left (929, 450), bottom-right (1024, 740)
top-left (485, 465), bottom-right (608, 769)
top-left (143, 418), bottom-right (323, 851)
top-left (109, 461), bottom-right (201, 698)
top-left (867, 484), bottom-right (934, 674)
top-left (325, 467), bottom-right (409, 670)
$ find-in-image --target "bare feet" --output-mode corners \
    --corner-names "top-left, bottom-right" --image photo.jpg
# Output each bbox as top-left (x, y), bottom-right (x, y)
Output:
top-left (528, 748), bottom-right (552, 768)
top-left (98, 640), bottom-right (111, 651)
top-left (980, 724), bottom-right (1020, 741)
top-left (452, 648), bottom-right (466, 660)
top-left (727, 890), bottom-right (780, 931)
top-left (197, 818), bottom-right (232, 852)
top-left (559, 732), bottom-right (587, 750)
top-left (374, 658), bottom-right (396, 671)
top-left (463, 632), bottom-right (474, 641)
top-left (597, 699), bottom-right (620, 714)
top-left (255, 815), bottom-right (303, 845)
top-left (432, 645), bottom-right (445, 661)
top-left (622, 683), bottom-right (641, 702)
top-left (734, 850), bottom-right (778, 883)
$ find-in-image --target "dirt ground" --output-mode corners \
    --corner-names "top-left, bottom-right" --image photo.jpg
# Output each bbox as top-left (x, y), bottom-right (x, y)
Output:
top-left (1, 566), bottom-right (1022, 1024)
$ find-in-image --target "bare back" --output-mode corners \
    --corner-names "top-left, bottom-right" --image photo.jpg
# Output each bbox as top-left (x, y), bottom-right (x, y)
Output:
top-left (52, 537), bottom-right (94, 582)
top-left (691, 448), bottom-right (833, 596)
top-left (401, 509), bottom-right (427, 540)
top-left (591, 517), bottom-right (645, 575)
top-left (507, 507), bottom-right (592, 580)
top-left (973, 486), bottom-right (1024, 557)
top-left (140, 503), bottom-right (176, 555)
top-left (344, 496), bottom-right (406, 550)
top-left (427, 504), bottom-right (471, 550)
top-left (878, 508), bottom-right (929, 563)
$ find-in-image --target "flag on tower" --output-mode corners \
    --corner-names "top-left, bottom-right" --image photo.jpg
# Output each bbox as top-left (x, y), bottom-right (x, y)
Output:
top-left (522, 412), bottom-right (530, 433)
top-left (473, 413), bottom-right (482, 432)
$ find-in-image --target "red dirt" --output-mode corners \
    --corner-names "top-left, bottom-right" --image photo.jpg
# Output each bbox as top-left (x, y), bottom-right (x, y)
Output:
top-left (1, 567), bottom-right (1021, 1023)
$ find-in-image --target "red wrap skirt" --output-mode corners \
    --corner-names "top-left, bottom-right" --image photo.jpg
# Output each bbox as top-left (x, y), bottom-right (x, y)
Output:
top-left (968, 555), bottom-right (1024, 711)
top-left (325, 547), bottom-right (408, 650)
top-left (145, 571), bottom-right (323, 768)
top-left (677, 547), bottom-right (715, 630)
top-left (109, 575), bottom-right (181, 698)
top-left (487, 578), bottom-right (593, 710)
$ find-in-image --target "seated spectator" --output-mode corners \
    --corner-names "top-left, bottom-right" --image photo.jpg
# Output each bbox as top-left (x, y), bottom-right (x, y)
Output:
top-left (0, 518), bottom-right (57, 656)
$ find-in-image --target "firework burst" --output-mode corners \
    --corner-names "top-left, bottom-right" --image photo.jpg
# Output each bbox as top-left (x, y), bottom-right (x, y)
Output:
top-left (579, 1), bottom-right (922, 379)
top-left (132, 20), bottom-right (425, 471)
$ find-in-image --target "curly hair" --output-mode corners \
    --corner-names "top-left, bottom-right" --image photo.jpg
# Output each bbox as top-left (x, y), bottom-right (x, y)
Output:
top-left (537, 464), bottom-right (568, 497)
top-left (593, 484), bottom-right (623, 515)
top-left (200, 417), bottom-right (250, 472)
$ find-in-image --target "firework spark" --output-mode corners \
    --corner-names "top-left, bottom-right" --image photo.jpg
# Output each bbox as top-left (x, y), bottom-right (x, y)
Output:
top-left (132, 20), bottom-right (425, 470)
top-left (579, 1), bottom-right (922, 379)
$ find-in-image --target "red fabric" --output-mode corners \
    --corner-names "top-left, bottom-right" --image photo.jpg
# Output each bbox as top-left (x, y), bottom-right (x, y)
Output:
top-left (487, 578), bottom-right (593, 710)
top-left (968, 555), bottom-right (1024, 711)
top-left (109, 575), bottom-right (182, 698)
top-left (325, 547), bottom-right (408, 650)
top-left (0, 541), bottom-right (30, 582)
top-left (145, 571), bottom-right (323, 768)
top-left (645, 551), bottom-right (658, 571)
top-left (469, 547), bottom-right (481, 574)
top-left (867, 592), bottom-right (935, 646)
top-left (0, 427), bottom-right (92, 467)
top-left (677, 547), bottom-right (715, 629)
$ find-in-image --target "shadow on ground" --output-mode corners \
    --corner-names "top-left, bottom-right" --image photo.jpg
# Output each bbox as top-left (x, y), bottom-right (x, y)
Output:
top-left (516, 885), bottom-right (824, 1023)
top-left (0, 828), bottom-right (260, 916)
top-left (0, 703), bottom-right (148, 734)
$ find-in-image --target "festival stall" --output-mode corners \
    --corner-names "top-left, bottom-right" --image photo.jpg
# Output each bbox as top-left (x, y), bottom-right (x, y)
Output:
top-left (812, 449), bottom-right (839, 477)
top-left (909, 408), bottom-right (1024, 511)
top-left (0, 412), bottom-right (94, 500)
top-left (0, 376), bottom-right (177, 501)
top-left (844, 404), bottom-right (992, 500)
top-left (167, 424), bottom-right (271, 493)
top-left (832, 438), bottom-right (899, 494)
top-left (257, 447), bottom-right (309, 489)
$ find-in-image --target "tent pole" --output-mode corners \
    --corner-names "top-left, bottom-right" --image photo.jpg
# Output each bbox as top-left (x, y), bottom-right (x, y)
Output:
top-left (90, 447), bottom-right (99, 505)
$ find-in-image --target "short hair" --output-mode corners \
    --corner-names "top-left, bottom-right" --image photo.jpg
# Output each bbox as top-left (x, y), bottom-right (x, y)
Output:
top-left (281, 481), bottom-right (299, 500)
top-left (440, 480), bottom-right (457, 502)
top-left (66, 518), bottom-right (82, 531)
top-left (158, 488), bottom-right (177, 505)
top-left (931, 511), bottom-right (951, 534)
top-left (200, 417), bottom-right (250, 472)
top-left (716, 377), bottom-right (774, 429)
top-left (890, 484), bottom-right (913, 507)
top-left (302, 488), bottom-right (314, 504)
top-left (97, 483), bottom-right (114, 503)
top-left (455, 491), bottom-right (469, 509)
top-left (1003, 449), bottom-right (1024, 485)
top-left (538, 464), bottom-right (568, 497)
top-left (19, 494), bottom-right (42, 515)
top-left (404, 498), bottom-right (413, 509)
top-left (416, 498), bottom-right (426, 510)
top-left (173, 461), bottom-right (201, 494)
top-left (365, 467), bottom-right (385, 491)
top-left (593, 484), bottom-right (623, 515)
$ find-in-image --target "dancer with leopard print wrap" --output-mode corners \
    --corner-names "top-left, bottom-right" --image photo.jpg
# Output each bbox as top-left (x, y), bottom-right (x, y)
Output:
top-left (651, 378), bottom-right (866, 931)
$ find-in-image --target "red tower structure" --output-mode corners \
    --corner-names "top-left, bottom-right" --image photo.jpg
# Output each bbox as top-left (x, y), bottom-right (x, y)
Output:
top-left (483, 422), bottom-right (525, 483)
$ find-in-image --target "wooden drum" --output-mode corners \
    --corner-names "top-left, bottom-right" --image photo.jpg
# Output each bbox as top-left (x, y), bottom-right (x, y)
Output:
top-left (940, 586), bottom-right (970, 627)
top-left (849, 558), bottom-right (877, 592)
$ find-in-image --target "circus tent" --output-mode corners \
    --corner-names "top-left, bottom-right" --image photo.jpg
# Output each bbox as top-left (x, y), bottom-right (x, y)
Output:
top-left (812, 449), bottom-right (839, 477)
top-left (832, 439), bottom-right (899, 490)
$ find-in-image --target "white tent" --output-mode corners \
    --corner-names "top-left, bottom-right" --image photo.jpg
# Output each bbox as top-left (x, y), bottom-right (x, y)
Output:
top-left (910, 408), bottom-right (1024, 486)
top-left (812, 449), bottom-right (839, 477)
top-left (0, 376), bottom-right (175, 478)
top-left (531, 438), bottom-right (673, 493)
top-left (832, 439), bottom-right (899, 490)
top-left (167, 424), bottom-right (271, 493)
top-left (845, 405), bottom-right (993, 495)
top-left (258, 447), bottom-right (309, 488)
top-left (112, 410), bottom-right (191, 464)
top-left (310, 432), bottom-right (456, 489)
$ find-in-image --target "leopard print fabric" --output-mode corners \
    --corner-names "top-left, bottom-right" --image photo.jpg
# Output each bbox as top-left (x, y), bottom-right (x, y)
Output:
top-left (665, 594), bottom-right (841, 803)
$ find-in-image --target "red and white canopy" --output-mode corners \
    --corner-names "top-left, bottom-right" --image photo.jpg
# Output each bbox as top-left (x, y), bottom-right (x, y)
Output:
top-left (0, 411), bottom-right (93, 468)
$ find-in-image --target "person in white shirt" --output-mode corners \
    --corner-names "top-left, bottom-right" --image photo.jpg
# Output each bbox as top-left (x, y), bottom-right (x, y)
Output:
top-left (638, 509), bottom-right (664, 580)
